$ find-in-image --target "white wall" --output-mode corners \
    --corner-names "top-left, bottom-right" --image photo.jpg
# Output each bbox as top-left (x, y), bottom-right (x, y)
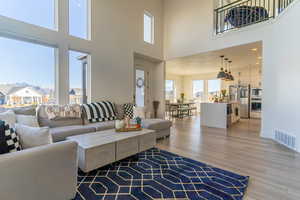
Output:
top-left (262, 3), bottom-right (300, 147)
top-left (0, 0), bottom-right (164, 105)
top-left (164, 0), bottom-right (300, 151)
top-left (163, 0), bottom-right (272, 60)
top-left (92, 0), bottom-right (164, 104)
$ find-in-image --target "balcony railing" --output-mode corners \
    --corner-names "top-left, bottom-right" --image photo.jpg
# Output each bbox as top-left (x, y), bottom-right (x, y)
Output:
top-left (215, 0), bottom-right (295, 34)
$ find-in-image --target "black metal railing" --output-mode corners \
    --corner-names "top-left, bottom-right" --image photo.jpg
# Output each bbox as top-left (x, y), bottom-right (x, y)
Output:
top-left (215, 0), bottom-right (295, 34)
top-left (278, 0), bottom-right (295, 13)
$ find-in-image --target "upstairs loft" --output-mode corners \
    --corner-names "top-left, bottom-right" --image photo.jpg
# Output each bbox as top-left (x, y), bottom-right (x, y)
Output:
top-left (215, 0), bottom-right (295, 34)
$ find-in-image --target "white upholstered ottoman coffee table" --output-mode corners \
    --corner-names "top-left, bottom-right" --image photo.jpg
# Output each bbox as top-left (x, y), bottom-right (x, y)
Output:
top-left (67, 129), bottom-right (156, 173)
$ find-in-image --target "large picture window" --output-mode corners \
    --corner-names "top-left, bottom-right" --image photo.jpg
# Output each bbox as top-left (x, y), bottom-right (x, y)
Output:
top-left (0, 37), bottom-right (56, 108)
top-left (192, 80), bottom-right (204, 99)
top-left (69, 0), bottom-right (89, 39)
top-left (0, 0), bottom-right (56, 29)
top-left (165, 80), bottom-right (175, 101)
top-left (208, 79), bottom-right (221, 100)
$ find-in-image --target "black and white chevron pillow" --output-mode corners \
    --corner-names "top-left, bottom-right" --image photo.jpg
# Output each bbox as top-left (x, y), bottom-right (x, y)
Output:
top-left (123, 103), bottom-right (135, 119)
top-left (0, 120), bottom-right (22, 154)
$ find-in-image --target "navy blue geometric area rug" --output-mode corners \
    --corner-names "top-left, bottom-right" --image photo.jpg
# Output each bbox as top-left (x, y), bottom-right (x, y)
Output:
top-left (74, 148), bottom-right (249, 200)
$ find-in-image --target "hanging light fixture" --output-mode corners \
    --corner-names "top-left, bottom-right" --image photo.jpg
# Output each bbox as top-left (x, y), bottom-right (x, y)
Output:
top-left (217, 55), bottom-right (226, 79)
top-left (228, 60), bottom-right (234, 81)
top-left (224, 58), bottom-right (231, 81)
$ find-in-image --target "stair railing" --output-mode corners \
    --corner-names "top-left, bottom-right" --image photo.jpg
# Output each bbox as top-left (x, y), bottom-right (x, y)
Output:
top-left (215, 0), bottom-right (295, 34)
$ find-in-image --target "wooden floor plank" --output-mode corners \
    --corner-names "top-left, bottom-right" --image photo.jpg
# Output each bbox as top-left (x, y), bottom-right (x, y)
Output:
top-left (156, 116), bottom-right (299, 200)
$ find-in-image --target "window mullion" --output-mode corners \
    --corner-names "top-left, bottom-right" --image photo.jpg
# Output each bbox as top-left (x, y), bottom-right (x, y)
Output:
top-left (57, 45), bottom-right (69, 105)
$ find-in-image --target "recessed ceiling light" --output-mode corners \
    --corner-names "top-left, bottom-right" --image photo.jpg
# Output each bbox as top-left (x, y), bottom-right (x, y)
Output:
top-left (256, 62), bottom-right (260, 65)
top-left (258, 56), bottom-right (262, 59)
top-left (251, 48), bottom-right (258, 51)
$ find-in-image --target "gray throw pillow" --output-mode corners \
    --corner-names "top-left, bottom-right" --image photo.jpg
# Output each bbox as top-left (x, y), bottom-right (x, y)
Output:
top-left (15, 124), bottom-right (52, 149)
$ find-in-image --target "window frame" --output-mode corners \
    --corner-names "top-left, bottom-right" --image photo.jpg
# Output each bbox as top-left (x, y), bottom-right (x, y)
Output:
top-left (68, 0), bottom-right (92, 40)
top-left (68, 49), bottom-right (91, 104)
top-left (143, 10), bottom-right (155, 45)
top-left (0, 0), bottom-right (58, 30)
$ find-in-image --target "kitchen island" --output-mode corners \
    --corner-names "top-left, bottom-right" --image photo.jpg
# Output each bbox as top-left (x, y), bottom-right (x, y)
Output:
top-left (200, 102), bottom-right (240, 129)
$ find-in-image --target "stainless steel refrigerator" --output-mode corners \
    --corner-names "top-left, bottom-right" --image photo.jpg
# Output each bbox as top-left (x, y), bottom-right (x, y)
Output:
top-left (229, 85), bottom-right (251, 119)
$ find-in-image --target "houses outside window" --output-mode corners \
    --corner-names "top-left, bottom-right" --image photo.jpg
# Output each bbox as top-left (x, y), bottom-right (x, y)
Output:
top-left (144, 11), bottom-right (154, 44)
top-left (0, 1), bottom-right (91, 106)
top-left (69, 50), bottom-right (89, 104)
top-left (0, 37), bottom-right (56, 108)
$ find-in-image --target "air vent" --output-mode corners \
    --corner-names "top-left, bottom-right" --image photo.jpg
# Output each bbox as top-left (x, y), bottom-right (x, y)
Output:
top-left (274, 130), bottom-right (297, 151)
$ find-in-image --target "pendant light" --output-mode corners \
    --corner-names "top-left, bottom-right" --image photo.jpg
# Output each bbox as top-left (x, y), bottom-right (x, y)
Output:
top-left (217, 55), bottom-right (226, 79)
top-left (224, 58), bottom-right (230, 81)
top-left (228, 60), bottom-right (234, 81)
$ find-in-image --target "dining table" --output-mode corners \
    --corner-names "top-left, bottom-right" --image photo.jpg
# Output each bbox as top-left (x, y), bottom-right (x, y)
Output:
top-left (166, 102), bottom-right (196, 118)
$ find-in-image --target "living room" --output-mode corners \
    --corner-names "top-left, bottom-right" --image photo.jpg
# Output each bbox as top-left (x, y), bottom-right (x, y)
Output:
top-left (1, 0), bottom-right (300, 200)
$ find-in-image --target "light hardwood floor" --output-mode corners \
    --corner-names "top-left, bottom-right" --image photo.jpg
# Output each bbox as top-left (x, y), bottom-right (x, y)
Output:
top-left (156, 116), bottom-right (300, 200)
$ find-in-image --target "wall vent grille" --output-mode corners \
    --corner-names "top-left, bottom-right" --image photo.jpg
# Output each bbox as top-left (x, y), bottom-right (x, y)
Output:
top-left (274, 130), bottom-right (297, 151)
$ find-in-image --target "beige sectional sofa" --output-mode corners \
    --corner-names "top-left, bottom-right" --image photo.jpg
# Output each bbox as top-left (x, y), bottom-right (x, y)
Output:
top-left (37, 104), bottom-right (172, 142)
top-left (0, 140), bottom-right (78, 200)
top-left (0, 103), bottom-right (171, 200)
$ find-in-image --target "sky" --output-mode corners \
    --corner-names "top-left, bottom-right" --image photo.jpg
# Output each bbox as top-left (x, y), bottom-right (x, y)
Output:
top-left (0, 0), bottom-right (87, 89)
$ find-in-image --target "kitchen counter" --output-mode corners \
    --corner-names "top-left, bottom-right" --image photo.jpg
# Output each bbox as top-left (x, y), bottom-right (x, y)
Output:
top-left (200, 102), bottom-right (240, 129)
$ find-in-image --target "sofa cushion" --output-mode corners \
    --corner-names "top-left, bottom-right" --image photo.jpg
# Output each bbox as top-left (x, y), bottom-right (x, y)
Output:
top-left (12, 106), bottom-right (37, 116)
top-left (50, 126), bottom-right (95, 142)
top-left (84, 121), bottom-right (115, 131)
top-left (16, 115), bottom-right (39, 127)
top-left (142, 119), bottom-right (172, 131)
top-left (16, 124), bottom-right (52, 149)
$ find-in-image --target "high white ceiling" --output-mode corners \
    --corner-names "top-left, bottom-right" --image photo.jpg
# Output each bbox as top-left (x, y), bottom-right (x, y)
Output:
top-left (166, 41), bottom-right (262, 76)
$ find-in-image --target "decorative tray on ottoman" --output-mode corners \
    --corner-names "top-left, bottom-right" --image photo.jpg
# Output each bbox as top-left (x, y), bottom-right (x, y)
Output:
top-left (116, 125), bottom-right (142, 132)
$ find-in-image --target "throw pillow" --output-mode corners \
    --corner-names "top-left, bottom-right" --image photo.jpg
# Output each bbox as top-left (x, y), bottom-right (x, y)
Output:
top-left (15, 124), bottom-right (52, 149)
top-left (0, 120), bottom-right (22, 154)
top-left (82, 101), bottom-right (117, 123)
top-left (0, 110), bottom-right (16, 128)
top-left (16, 115), bottom-right (39, 127)
top-left (123, 103), bottom-right (135, 119)
top-left (44, 104), bottom-right (81, 120)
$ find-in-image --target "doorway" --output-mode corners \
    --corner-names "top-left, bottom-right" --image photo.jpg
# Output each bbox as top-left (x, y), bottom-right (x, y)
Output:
top-left (134, 67), bottom-right (150, 108)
